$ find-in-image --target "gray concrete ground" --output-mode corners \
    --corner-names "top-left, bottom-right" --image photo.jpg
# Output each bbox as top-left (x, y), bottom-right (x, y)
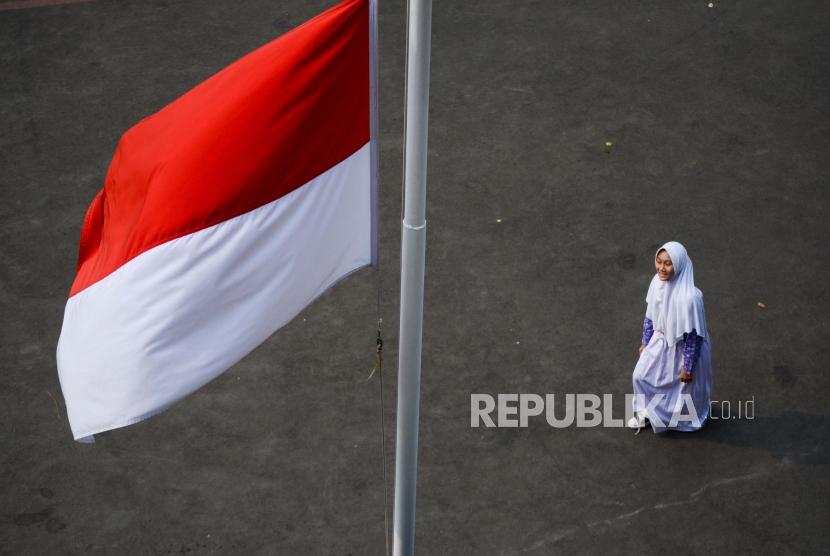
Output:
top-left (2, 0), bottom-right (829, 554)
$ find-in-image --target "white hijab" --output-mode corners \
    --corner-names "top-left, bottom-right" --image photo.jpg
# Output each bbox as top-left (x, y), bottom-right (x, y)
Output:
top-left (644, 241), bottom-right (708, 345)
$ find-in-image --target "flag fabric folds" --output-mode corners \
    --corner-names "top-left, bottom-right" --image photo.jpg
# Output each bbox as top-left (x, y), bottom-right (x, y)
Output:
top-left (56, 0), bottom-right (378, 441)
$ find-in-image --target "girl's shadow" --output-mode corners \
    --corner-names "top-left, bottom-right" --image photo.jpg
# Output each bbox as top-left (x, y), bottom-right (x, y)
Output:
top-left (665, 411), bottom-right (829, 465)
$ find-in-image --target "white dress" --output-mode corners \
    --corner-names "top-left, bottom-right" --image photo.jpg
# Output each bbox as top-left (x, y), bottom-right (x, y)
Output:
top-left (632, 330), bottom-right (712, 432)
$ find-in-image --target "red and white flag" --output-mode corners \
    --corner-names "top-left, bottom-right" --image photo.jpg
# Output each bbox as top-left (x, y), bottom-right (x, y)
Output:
top-left (56, 0), bottom-right (378, 441)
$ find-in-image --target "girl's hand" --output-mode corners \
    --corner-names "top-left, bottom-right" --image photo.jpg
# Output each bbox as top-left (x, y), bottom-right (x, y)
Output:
top-left (679, 369), bottom-right (693, 383)
top-left (638, 344), bottom-right (645, 354)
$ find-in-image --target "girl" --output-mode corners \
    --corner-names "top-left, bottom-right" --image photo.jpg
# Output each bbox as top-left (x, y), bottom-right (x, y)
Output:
top-left (628, 241), bottom-right (712, 432)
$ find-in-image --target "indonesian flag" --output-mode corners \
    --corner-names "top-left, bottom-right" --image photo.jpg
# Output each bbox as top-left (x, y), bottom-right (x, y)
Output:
top-left (56, 0), bottom-right (378, 442)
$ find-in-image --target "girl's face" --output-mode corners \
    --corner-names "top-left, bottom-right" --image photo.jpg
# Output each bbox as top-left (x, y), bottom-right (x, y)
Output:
top-left (655, 249), bottom-right (675, 281)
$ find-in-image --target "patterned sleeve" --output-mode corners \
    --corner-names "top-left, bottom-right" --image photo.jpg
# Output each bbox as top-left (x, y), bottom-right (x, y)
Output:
top-left (641, 317), bottom-right (654, 346)
top-left (682, 329), bottom-right (702, 373)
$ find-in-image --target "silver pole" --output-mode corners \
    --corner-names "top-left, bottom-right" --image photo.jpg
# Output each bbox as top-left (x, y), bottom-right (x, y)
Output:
top-left (393, 0), bottom-right (432, 554)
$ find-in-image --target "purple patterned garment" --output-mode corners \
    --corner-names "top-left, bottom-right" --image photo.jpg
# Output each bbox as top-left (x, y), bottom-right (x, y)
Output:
top-left (641, 317), bottom-right (654, 346)
top-left (641, 317), bottom-right (701, 373)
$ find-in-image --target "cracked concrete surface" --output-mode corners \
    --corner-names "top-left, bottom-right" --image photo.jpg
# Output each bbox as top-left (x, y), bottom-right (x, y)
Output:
top-left (516, 458), bottom-right (797, 554)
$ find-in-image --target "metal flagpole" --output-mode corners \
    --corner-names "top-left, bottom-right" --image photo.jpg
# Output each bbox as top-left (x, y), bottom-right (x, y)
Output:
top-left (392, 0), bottom-right (432, 554)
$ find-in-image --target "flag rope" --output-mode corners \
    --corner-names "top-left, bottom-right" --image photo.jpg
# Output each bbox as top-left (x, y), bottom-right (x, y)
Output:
top-left (366, 272), bottom-right (389, 556)
top-left (370, 0), bottom-right (390, 551)
top-left (375, 316), bottom-right (390, 556)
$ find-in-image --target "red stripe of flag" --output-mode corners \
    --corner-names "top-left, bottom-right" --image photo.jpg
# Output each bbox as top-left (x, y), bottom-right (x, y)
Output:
top-left (71, 0), bottom-right (369, 296)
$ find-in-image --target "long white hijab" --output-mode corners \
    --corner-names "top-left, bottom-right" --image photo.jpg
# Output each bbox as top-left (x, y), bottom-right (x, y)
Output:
top-left (644, 241), bottom-right (708, 346)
